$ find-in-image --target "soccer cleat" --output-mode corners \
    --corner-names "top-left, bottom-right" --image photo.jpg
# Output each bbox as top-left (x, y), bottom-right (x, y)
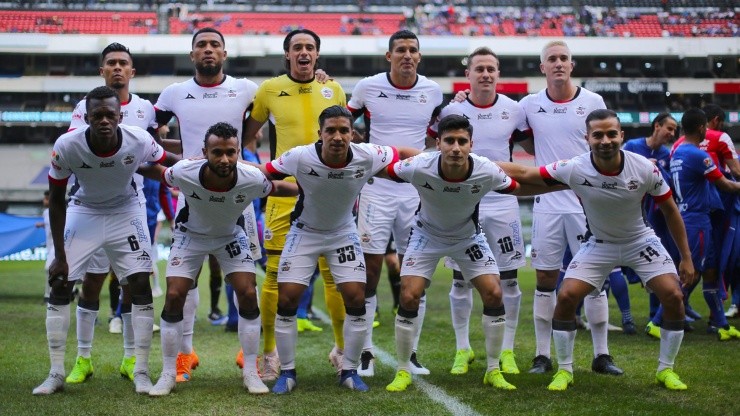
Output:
top-left (339, 369), bottom-right (369, 392)
top-left (175, 352), bottom-right (193, 382)
top-left (483, 369), bottom-right (516, 390)
top-left (656, 368), bottom-right (687, 390)
top-left (684, 305), bottom-right (702, 321)
top-left (373, 320), bottom-right (380, 329)
top-left (450, 348), bottom-right (475, 375)
top-left (297, 318), bottom-right (323, 332)
top-left (591, 354), bottom-right (624, 376)
top-left (32, 373), bottom-right (65, 395)
top-left (243, 369), bottom-right (269, 394)
top-left (645, 321), bottom-right (661, 339)
top-left (547, 369), bottom-right (574, 391)
top-left (119, 356), bottom-right (136, 381)
top-left (236, 349), bottom-right (244, 369)
top-left (373, 311), bottom-right (380, 328)
top-left (385, 369), bottom-right (412, 392)
top-left (259, 349), bottom-right (280, 382)
top-left (65, 356), bottom-right (93, 384)
top-left (272, 370), bottom-right (297, 394)
top-left (328, 346), bottom-right (344, 376)
top-left (357, 351), bottom-right (375, 377)
top-left (622, 320), bottom-right (637, 335)
top-left (189, 350), bottom-right (200, 369)
top-left (133, 371), bottom-right (153, 394)
top-left (500, 349), bottom-right (519, 374)
top-left (153, 324), bottom-right (160, 333)
top-left (208, 312), bottom-right (228, 326)
top-left (726, 304), bottom-right (739, 318)
top-left (714, 325), bottom-right (740, 341)
top-left (528, 355), bottom-right (553, 374)
top-left (109, 316), bottom-right (123, 334)
top-left (149, 373), bottom-right (176, 396)
top-left (409, 352), bottom-right (430, 375)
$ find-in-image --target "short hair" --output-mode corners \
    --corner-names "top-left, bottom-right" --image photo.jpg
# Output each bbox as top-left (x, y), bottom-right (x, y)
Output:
top-left (101, 42), bottom-right (132, 64)
top-left (44, 190), bottom-right (50, 197)
top-left (437, 114), bottom-right (473, 138)
top-left (204, 122), bottom-right (238, 147)
top-left (585, 109), bottom-right (621, 131)
top-left (85, 85), bottom-right (119, 114)
top-left (388, 30), bottom-right (418, 52)
top-left (319, 105), bottom-right (353, 130)
top-left (540, 40), bottom-right (570, 64)
top-left (467, 47), bottom-right (498, 69)
top-left (681, 108), bottom-right (707, 136)
top-left (283, 29), bottom-right (321, 53)
top-left (192, 27), bottom-right (225, 48)
top-left (702, 103), bottom-right (725, 123)
top-left (651, 112), bottom-right (675, 132)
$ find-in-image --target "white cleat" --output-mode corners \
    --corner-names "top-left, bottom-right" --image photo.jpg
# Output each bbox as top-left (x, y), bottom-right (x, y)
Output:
top-left (109, 316), bottom-right (123, 334)
top-left (259, 349), bottom-right (280, 382)
top-left (133, 371), bottom-right (153, 394)
top-left (328, 346), bottom-right (344, 376)
top-left (357, 351), bottom-right (375, 377)
top-left (726, 304), bottom-right (739, 318)
top-left (32, 373), bottom-right (65, 395)
top-left (149, 373), bottom-right (176, 397)
top-left (409, 352), bottom-right (430, 375)
top-left (243, 370), bottom-right (269, 394)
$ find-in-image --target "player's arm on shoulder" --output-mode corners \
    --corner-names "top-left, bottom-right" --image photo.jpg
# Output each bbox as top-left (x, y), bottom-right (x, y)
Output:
top-left (137, 163), bottom-right (168, 182)
top-left (269, 179), bottom-right (299, 197)
top-left (657, 196), bottom-right (696, 287)
top-left (243, 116), bottom-right (265, 147)
top-left (513, 129), bottom-right (535, 155)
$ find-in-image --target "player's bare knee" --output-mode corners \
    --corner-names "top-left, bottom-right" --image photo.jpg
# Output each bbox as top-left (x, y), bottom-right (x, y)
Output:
top-left (535, 269), bottom-right (558, 289)
top-left (399, 290), bottom-right (421, 310)
top-left (555, 290), bottom-right (581, 313)
top-left (479, 286), bottom-right (502, 308)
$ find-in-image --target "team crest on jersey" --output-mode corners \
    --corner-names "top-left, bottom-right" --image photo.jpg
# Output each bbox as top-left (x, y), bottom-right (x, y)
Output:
top-left (321, 87), bottom-right (333, 99)
top-left (354, 168), bottom-right (365, 178)
top-left (227, 89), bottom-right (237, 98)
top-left (626, 177), bottom-right (639, 191)
top-left (576, 106), bottom-right (586, 116)
top-left (264, 228), bottom-right (273, 241)
top-left (136, 109), bottom-right (145, 119)
top-left (471, 184), bottom-right (481, 194)
top-left (361, 233), bottom-right (371, 243)
top-left (568, 261), bottom-right (579, 269)
top-left (654, 179), bottom-right (664, 190)
top-left (404, 257), bottom-right (416, 267)
top-left (418, 93), bottom-right (427, 104)
top-left (234, 194), bottom-right (246, 204)
top-left (531, 248), bottom-right (537, 258)
top-left (170, 256), bottom-right (182, 266)
top-left (280, 260), bottom-right (291, 272)
top-left (500, 110), bottom-right (510, 120)
top-left (122, 154), bottom-right (135, 165)
top-left (703, 158), bottom-right (713, 167)
top-left (51, 150), bottom-right (60, 161)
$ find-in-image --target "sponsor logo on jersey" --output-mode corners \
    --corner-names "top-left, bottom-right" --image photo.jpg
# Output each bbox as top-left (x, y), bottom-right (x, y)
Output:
top-left (462, 113), bottom-right (470, 119)
top-left (484, 256), bottom-right (495, 266)
top-left (396, 94), bottom-right (411, 101)
top-left (122, 110), bottom-right (129, 119)
top-left (553, 107), bottom-right (567, 114)
top-left (190, 191), bottom-right (201, 200)
top-left (185, 93), bottom-right (195, 99)
top-left (280, 260), bottom-right (291, 272)
top-left (581, 179), bottom-right (593, 187)
top-left (79, 162), bottom-right (92, 169)
top-left (328, 171), bottom-right (344, 179)
top-left (354, 168), bottom-right (365, 178)
top-left (478, 112), bottom-right (493, 120)
top-left (170, 256), bottom-right (182, 266)
top-left (443, 186), bottom-right (460, 193)
top-left (421, 182), bottom-right (434, 190)
top-left (278, 91), bottom-right (290, 97)
top-left (130, 218), bottom-right (149, 244)
top-left (209, 195), bottom-right (225, 203)
top-left (137, 250), bottom-right (151, 261)
top-left (511, 251), bottom-right (523, 261)
top-left (203, 92), bottom-right (218, 99)
top-left (377, 91), bottom-right (388, 98)
top-left (601, 182), bottom-right (617, 189)
top-left (537, 106), bottom-right (547, 113)
top-left (122, 154), bottom-right (135, 165)
top-left (321, 87), bottom-right (333, 99)
top-left (662, 257), bottom-right (673, 265)
top-left (404, 257), bottom-right (416, 267)
top-left (576, 106), bottom-right (586, 116)
top-left (307, 168), bottom-right (320, 177)
top-left (354, 262), bottom-right (366, 272)
top-left (654, 179), bottom-right (664, 190)
top-left (235, 194), bottom-right (246, 203)
top-left (227, 89), bottom-right (237, 98)
top-left (568, 261), bottom-right (579, 269)
top-left (299, 86), bottom-right (312, 94)
top-left (100, 160), bottom-right (115, 168)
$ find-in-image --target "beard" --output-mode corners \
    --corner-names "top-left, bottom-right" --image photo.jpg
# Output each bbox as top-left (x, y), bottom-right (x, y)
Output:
top-left (207, 161), bottom-right (235, 178)
top-left (196, 61), bottom-right (222, 78)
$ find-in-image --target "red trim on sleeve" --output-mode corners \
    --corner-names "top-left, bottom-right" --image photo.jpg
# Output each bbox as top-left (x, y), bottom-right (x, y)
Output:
top-left (161, 168), bottom-right (170, 187)
top-left (389, 147), bottom-right (400, 165)
top-left (347, 105), bottom-right (358, 112)
top-left (426, 126), bottom-right (437, 139)
top-left (497, 178), bottom-right (518, 194)
top-left (386, 163), bottom-right (399, 181)
top-left (654, 189), bottom-right (673, 204)
top-left (48, 175), bottom-right (68, 186)
top-left (156, 151), bottom-right (167, 164)
top-left (539, 165), bottom-right (553, 180)
top-left (706, 167), bottom-right (724, 182)
top-left (265, 162), bottom-right (279, 175)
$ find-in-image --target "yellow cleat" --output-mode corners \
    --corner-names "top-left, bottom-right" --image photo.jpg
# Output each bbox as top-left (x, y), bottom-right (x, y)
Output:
top-left (386, 370), bottom-right (412, 392)
top-left (547, 369), bottom-right (574, 391)
top-left (500, 350), bottom-right (520, 374)
top-left (297, 318), bottom-right (323, 332)
top-left (450, 348), bottom-right (475, 375)
top-left (656, 368), bottom-right (687, 390)
top-left (66, 356), bottom-right (93, 384)
top-left (645, 322), bottom-right (661, 339)
top-left (483, 369), bottom-right (516, 390)
top-left (119, 356), bottom-right (136, 381)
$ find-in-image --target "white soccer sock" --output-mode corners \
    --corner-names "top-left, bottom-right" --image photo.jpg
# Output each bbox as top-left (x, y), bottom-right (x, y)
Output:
top-left (46, 303), bottom-right (70, 375)
top-left (151, 244), bottom-right (160, 289)
top-left (274, 314), bottom-right (297, 371)
top-left (553, 329), bottom-right (576, 373)
top-left (481, 313), bottom-right (505, 371)
top-left (159, 318), bottom-right (183, 376)
top-left (362, 294), bottom-right (377, 351)
top-left (501, 278), bottom-right (521, 351)
top-left (584, 290), bottom-right (609, 357)
top-left (238, 314), bottom-right (261, 373)
top-left (181, 287), bottom-right (198, 354)
top-left (132, 303), bottom-right (154, 375)
top-left (412, 294), bottom-right (427, 352)
top-left (657, 328), bottom-right (684, 373)
top-left (121, 311), bottom-right (134, 358)
top-left (76, 306), bottom-right (98, 358)
top-left (343, 310), bottom-right (368, 371)
top-left (533, 289), bottom-right (556, 357)
top-left (449, 283), bottom-right (473, 351)
top-left (394, 312), bottom-right (418, 372)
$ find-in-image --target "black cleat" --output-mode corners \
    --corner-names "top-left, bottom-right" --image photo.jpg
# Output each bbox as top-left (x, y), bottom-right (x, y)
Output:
top-left (528, 355), bottom-right (553, 374)
top-left (591, 354), bottom-right (624, 376)
top-left (622, 320), bottom-right (637, 335)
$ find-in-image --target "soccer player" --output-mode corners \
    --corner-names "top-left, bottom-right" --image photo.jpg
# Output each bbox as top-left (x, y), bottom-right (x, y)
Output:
top-left (501, 109), bottom-right (696, 391)
top-left (242, 29), bottom-right (348, 380)
top-left (34, 85), bottom-right (177, 395)
top-left (518, 40), bottom-right (622, 375)
top-left (669, 108), bottom-right (740, 341)
top-left (65, 42), bottom-right (162, 385)
top-left (145, 122), bottom-right (297, 396)
top-left (260, 106), bottom-right (419, 394)
top-left (154, 27), bottom-right (262, 382)
top-left (429, 46), bottom-right (528, 375)
top-left (348, 29), bottom-right (443, 377)
top-left (386, 114), bottom-right (549, 393)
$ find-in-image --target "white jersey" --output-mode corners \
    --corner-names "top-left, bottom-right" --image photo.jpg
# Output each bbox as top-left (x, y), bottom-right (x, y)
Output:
top-left (164, 159), bottom-right (272, 238)
top-left (431, 94), bottom-right (528, 207)
top-left (348, 72), bottom-right (443, 198)
top-left (265, 142), bottom-right (398, 232)
top-left (69, 93), bottom-right (157, 205)
top-left (389, 152), bottom-right (517, 240)
top-left (155, 76), bottom-right (258, 158)
top-left (520, 87), bottom-right (606, 214)
top-left (541, 150), bottom-right (672, 244)
top-left (48, 124), bottom-right (165, 214)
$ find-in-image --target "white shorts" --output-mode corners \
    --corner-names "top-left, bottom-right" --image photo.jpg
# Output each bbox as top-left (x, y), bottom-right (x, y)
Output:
top-left (87, 248), bottom-right (111, 274)
top-left (565, 234), bottom-right (678, 290)
top-left (531, 212), bottom-right (587, 270)
top-left (357, 193), bottom-right (418, 255)
top-left (278, 223), bottom-right (366, 286)
top-left (166, 227), bottom-right (256, 280)
top-left (64, 210), bottom-right (152, 282)
top-left (403, 228), bottom-right (499, 282)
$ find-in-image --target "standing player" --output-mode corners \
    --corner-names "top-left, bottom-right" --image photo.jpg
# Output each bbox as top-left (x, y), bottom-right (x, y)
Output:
top-left (348, 29), bottom-right (443, 377)
top-left (33, 86), bottom-right (177, 395)
top-left (145, 122), bottom-right (297, 396)
top-left (64, 42), bottom-right (162, 385)
top-left (154, 27), bottom-right (261, 382)
top-left (429, 47), bottom-right (528, 375)
top-left (243, 29), bottom-right (348, 380)
top-left (500, 109), bottom-right (696, 391)
top-left (261, 106), bottom-right (418, 394)
top-left (518, 40), bottom-right (622, 375)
